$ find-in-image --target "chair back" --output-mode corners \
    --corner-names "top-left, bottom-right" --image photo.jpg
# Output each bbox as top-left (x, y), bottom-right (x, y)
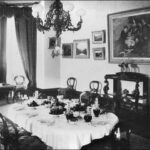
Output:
top-left (67, 77), bottom-right (77, 90)
top-left (14, 75), bottom-right (25, 86)
top-left (89, 80), bottom-right (102, 94)
top-left (0, 113), bottom-right (9, 142)
top-left (0, 113), bottom-right (11, 150)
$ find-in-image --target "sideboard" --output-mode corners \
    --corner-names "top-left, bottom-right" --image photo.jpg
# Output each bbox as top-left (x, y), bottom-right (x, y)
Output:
top-left (103, 72), bottom-right (150, 138)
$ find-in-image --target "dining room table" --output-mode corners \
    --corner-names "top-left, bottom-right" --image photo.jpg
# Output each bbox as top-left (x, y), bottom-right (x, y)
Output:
top-left (6, 98), bottom-right (119, 149)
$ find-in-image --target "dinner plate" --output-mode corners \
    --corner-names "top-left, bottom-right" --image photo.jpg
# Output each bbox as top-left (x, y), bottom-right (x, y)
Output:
top-left (24, 112), bottom-right (38, 118)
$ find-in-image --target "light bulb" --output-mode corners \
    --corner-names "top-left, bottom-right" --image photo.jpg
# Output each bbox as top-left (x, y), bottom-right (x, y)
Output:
top-left (63, 2), bottom-right (74, 11)
top-left (76, 9), bottom-right (86, 17)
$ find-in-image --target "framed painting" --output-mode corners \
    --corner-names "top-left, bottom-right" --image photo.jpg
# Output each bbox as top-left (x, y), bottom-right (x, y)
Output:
top-left (49, 37), bottom-right (56, 49)
top-left (108, 7), bottom-right (150, 64)
top-left (73, 39), bottom-right (90, 58)
top-left (62, 43), bottom-right (73, 58)
top-left (49, 37), bottom-right (61, 49)
top-left (93, 47), bottom-right (105, 60)
top-left (92, 30), bottom-right (105, 44)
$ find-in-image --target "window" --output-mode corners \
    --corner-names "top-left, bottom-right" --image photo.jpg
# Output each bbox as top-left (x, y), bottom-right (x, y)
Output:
top-left (6, 17), bottom-right (28, 86)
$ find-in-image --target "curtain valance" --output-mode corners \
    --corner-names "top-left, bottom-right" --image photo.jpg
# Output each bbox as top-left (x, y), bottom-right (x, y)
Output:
top-left (0, 5), bottom-right (32, 18)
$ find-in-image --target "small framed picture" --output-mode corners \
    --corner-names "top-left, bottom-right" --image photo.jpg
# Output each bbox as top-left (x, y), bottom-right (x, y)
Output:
top-left (93, 47), bottom-right (105, 60)
top-left (62, 43), bottom-right (73, 58)
top-left (49, 37), bottom-right (56, 49)
top-left (49, 37), bottom-right (61, 49)
top-left (73, 39), bottom-right (90, 59)
top-left (92, 30), bottom-right (105, 44)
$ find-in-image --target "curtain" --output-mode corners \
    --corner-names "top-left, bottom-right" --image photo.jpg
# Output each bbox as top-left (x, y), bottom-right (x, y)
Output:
top-left (0, 6), bottom-right (37, 89)
top-left (0, 17), bottom-right (7, 83)
top-left (14, 8), bottom-right (37, 91)
top-left (6, 17), bottom-right (28, 86)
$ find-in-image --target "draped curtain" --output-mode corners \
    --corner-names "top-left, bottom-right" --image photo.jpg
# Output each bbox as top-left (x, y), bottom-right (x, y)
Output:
top-left (0, 17), bottom-right (7, 82)
top-left (14, 8), bottom-right (37, 90)
top-left (0, 5), bottom-right (37, 89)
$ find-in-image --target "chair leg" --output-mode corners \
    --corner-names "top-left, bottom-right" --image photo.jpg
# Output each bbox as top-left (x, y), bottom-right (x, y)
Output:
top-left (126, 129), bottom-right (131, 146)
top-left (4, 144), bottom-right (9, 150)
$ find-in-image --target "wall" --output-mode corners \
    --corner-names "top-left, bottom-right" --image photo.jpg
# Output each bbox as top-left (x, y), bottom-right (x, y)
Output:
top-left (36, 1), bottom-right (150, 93)
top-left (59, 1), bottom-right (150, 93)
top-left (36, 1), bottom-right (60, 89)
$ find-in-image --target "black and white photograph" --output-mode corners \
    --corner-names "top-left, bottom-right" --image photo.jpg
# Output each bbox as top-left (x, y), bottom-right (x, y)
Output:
top-left (0, 1), bottom-right (150, 150)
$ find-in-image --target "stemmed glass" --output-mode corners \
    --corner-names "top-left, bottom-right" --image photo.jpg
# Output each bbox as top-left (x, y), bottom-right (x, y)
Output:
top-left (65, 112), bottom-right (70, 123)
top-left (65, 109), bottom-right (73, 123)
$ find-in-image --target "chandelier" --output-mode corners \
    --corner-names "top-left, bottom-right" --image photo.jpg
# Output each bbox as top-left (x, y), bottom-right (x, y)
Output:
top-left (32, 0), bottom-right (83, 38)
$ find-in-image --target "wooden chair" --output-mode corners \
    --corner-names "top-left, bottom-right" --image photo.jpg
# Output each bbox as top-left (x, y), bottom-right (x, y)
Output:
top-left (89, 80), bottom-right (102, 94)
top-left (0, 113), bottom-right (19, 150)
top-left (13, 75), bottom-right (28, 101)
top-left (67, 77), bottom-right (77, 90)
top-left (89, 80), bottom-right (102, 104)
top-left (80, 81), bottom-right (102, 106)
top-left (58, 77), bottom-right (80, 99)
top-left (0, 113), bottom-right (47, 150)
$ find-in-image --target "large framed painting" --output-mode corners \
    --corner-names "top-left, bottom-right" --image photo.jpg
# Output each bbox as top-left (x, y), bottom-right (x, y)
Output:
top-left (108, 7), bottom-right (150, 64)
top-left (73, 39), bottom-right (90, 58)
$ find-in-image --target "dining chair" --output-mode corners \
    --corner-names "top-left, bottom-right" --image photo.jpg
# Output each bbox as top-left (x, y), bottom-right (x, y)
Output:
top-left (13, 75), bottom-right (28, 102)
top-left (0, 113), bottom-right (10, 150)
top-left (89, 80), bottom-right (102, 104)
top-left (58, 77), bottom-right (80, 99)
top-left (67, 77), bottom-right (77, 90)
top-left (89, 80), bottom-right (102, 94)
top-left (0, 113), bottom-right (48, 150)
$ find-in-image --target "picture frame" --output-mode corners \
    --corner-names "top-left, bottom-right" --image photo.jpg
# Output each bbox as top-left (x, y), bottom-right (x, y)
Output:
top-left (93, 47), bottom-right (105, 60)
top-left (108, 7), bottom-right (150, 64)
top-left (49, 37), bottom-right (56, 49)
top-left (62, 43), bottom-right (73, 58)
top-left (73, 39), bottom-right (90, 58)
top-left (92, 30), bottom-right (105, 44)
top-left (49, 37), bottom-right (61, 49)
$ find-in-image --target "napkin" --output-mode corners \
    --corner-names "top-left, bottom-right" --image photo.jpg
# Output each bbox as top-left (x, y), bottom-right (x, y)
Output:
top-left (16, 107), bottom-right (25, 111)
top-left (25, 112), bottom-right (38, 118)
top-left (14, 105), bottom-right (25, 111)
top-left (92, 121), bottom-right (108, 126)
top-left (38, 119), bottom-right (55, 126)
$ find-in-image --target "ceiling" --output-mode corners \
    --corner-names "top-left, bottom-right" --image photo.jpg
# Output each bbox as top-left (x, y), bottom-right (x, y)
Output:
top-left (2, 0), bottom-right (40, 3)
top-left (0, 0), bottom-right (40, 7)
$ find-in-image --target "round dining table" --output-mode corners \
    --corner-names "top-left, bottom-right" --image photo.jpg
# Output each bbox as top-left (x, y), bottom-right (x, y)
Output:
top-left (6, 98), bottom-right (119, 149)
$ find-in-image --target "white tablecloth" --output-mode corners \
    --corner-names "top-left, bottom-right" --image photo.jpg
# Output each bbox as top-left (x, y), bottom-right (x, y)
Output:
top-left (6, 99), bottom-right (119, 149)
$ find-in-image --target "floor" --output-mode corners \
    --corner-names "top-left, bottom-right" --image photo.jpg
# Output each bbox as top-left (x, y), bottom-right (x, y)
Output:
top-left (0, 99), bottom-right (150, 150)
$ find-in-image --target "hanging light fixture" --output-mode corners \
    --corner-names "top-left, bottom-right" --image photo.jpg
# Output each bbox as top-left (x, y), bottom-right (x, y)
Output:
top-left (32, 0), bottom-right (83, 38)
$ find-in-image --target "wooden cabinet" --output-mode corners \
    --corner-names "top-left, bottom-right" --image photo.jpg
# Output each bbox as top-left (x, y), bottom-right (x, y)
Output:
top-left (103, 72), bottom-right (150, 138)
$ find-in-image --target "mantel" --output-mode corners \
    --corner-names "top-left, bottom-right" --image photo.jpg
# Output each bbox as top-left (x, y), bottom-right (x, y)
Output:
top-left (105, 72), bottom-right (148, 82)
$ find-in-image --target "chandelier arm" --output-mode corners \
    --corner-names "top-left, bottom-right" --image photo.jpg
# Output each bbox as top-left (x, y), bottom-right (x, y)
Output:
top-left (67, 17), bottom-right (83, 31)
top-left (36, 16), bottom-right (50, 33)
